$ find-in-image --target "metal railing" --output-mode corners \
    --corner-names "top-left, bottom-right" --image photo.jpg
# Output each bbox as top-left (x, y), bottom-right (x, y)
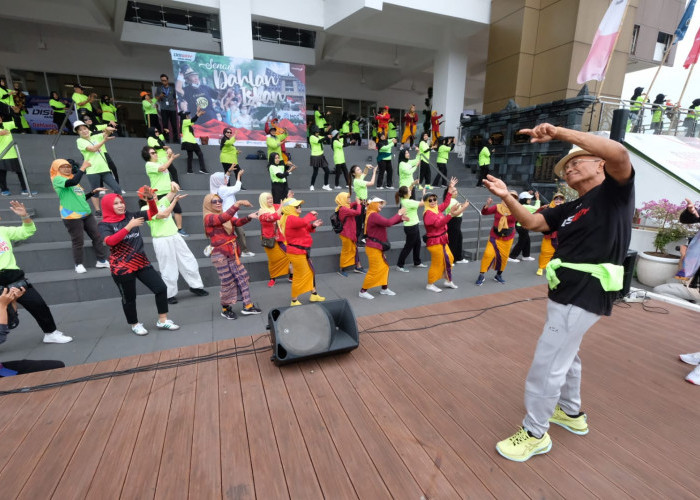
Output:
top-left (0, 141), bottom-right (34, 198)
top-left (51, 102), bottom-right (76, 160)
top-left (585, 95), bottom-right (698, 137)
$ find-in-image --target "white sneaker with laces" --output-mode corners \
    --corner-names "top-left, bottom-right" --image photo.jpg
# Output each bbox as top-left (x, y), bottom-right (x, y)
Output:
top-left (379, 288), bottom-right (396, 296)
top-left (414, 263), bottom-right (427, 268)
top-left (309, 186), bottom-right (315, 191)
top-left (455, 259), bottom-right (469, 264)
top-left (131, 323), bottom-right (148, 336)
top-left (334, 185), bottom-right (341, 189)
top-left (75, 264), bottom-right (87, 274)
top-left (156, 319), bottom-right (180, 330)
top-left (377, 186), bottom-right (384, 190)
top-left (442, 280), bottom-right (458, 289)
top-left (322, 185), bottom-right (332, 191)
top-left (686, 365), bottom-right (700, 385)
top-left (95, 260), bottom-right (110, 269)
top-left (358, 291), bottom-right (374, 300)
top-left (241, 251), bottom-right (255, 257)
top-left (680, 352), bottom-right (700, 366)
top-left (426, 284), bottom-right (442, 293)
top-left (521, 256), bottom-right (535, 261)
top-left (395, 266), bottom-right (409, 272)
top-left (43, 330), bottom-right (73, 343)
top-left (508, 257), bottom-right (520, 263)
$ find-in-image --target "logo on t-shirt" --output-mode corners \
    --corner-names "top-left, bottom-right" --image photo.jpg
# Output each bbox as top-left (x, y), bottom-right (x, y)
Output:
top-left (0, 240), bottom-right (9, 253)
top-left (561, 207), bottom-right (590, 228)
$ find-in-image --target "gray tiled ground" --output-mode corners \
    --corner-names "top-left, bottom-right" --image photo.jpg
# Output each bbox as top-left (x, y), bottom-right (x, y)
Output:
top-left (2, 258), bottom-right (560, 367)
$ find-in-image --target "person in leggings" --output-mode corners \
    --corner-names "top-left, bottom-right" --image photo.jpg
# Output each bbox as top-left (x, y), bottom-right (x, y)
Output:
top-left (0, 200), bottom-right (73, 343)
top-left (394, 184), bottom-right (425, 272)
top-left (180, 109), bottom-right (208, 174)
top-left (74, 120), bottom-right (122, 214)
top-left (98, 190), bottom-right (179, 336)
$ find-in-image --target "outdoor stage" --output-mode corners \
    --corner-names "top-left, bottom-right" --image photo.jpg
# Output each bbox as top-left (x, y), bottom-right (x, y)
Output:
top-left (0, 286), bottom-right (697, 499)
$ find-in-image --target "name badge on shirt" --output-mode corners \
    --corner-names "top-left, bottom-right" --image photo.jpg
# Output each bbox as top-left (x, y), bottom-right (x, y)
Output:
top-left (165, 100), bottom-right (170, 106)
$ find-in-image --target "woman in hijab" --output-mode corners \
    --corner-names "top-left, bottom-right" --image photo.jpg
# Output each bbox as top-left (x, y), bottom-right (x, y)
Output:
top-left (203, 193), bottom-right (261, 319)
top-left (279, 197), bottom-right (325, 306)
top-left (358, 197), bottom-right (406, 299)
top-left (268, 152), bottom-right (296, 204)
top-left (334, 191), bottom-right (365, 277)
top-left (650, 93), bottom-right (666, 134)
top-left (146, 126), bottom-right (179, 184)
top-left (210, 171), bottom-right (254, 257)
top-left (475, 190), bottom-right (519, 286)
top-left (50, 158), bottom-right (109, 273)
top-left (98, 189), bottom-right (179, 335)
top-left (257, 191), bottom-right (292, 287)
top-left (424, 177), bottom-right (467, 293)
top-left (49, 91), bottom-right (69, 134)
top-left (535, 192), bottom-right (566, 276)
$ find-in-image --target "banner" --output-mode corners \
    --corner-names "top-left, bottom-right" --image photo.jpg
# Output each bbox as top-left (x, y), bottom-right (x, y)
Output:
top-left (23, 95), bottom-right (56, 132)
top-left (684, 26), bottom-right (700, 68)
top-left (577, 0), bottom-right (629, 84)
top-left (170, 50), bottom-right (307, 146)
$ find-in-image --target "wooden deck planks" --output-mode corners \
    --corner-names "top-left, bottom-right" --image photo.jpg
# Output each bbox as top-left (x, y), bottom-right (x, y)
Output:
top-left (0, 287), bottom-right (696, 499)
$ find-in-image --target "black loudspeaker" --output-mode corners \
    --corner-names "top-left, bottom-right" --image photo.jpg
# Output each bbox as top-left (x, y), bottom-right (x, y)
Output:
top-left (268, 299), bottom-right (359, 365)
top-left (620, 249), bottom-right (638, 298)
top-left (610, 108), bottom-right (630, 143)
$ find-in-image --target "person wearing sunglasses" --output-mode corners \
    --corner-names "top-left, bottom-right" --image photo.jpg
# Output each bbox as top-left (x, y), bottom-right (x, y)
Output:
top-left (474, 190), bottom-right (519, 287)
top-left (423, 177), bottom-right (468, 293)
top-left (484, 123), bottom-right (633, 463)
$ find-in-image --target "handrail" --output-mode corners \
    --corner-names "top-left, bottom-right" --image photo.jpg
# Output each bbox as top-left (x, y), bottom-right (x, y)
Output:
top-left (0, 141), bottom-right (34, 198)
top-left (51, 102), bottom-right (76, 160)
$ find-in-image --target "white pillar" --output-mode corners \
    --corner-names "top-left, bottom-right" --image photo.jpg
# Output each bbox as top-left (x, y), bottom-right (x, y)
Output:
top-left (220, 0), bottom-right (253, 59)
top-left (432, 47), bottom-right (467, 139)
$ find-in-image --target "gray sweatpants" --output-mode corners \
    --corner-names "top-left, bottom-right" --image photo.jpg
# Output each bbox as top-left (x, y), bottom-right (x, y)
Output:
top-left (522, 300), bottom-right (600, 438)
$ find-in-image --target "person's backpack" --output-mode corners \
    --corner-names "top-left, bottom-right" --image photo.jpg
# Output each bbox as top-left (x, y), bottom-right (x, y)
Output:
top-left (329, 211), bottom-right (344, 234)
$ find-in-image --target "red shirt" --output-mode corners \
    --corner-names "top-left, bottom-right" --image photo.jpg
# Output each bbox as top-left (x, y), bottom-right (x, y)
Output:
top-left (482, 204), bottom-right (517, 241)
top-left (375, 111), bottom-right (390, 129)
top-left (204, 205), bottom-right (251, 257)
top-left (259, 208), bottom-right (282, 240)
top-left (365, 211), bottom-right (403, 250)
top-left (430, 114), bottom-right (443, 131)
top-left (284, 213), bottom-right (317, 254)
top-left (338, 202), bottom-right (361, 241)
top-left (423, 192), bottom-right (452, 246)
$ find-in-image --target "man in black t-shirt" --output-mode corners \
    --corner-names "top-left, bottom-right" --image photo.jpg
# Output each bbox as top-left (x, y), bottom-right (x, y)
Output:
top-left (483, 123), bottom-right (634, 462)
top-left (180, 69), bottom-right (220, 124)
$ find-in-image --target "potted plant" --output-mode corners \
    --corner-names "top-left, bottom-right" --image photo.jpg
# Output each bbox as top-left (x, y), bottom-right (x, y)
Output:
top-left (635, 199), bottom-right (697, 287)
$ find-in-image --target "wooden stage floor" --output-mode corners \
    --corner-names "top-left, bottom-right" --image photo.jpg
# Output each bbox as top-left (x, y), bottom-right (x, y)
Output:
top-left (0, 286), bottom-right (698, 499)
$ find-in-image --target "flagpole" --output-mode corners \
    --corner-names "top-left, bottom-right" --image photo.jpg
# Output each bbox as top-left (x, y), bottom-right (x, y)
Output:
top-left (595, 0), bottom-right (632, 100)
top-left (645, 35), bottom-right (676, 102)
top-left (677, 62), bottom-right (696, 107)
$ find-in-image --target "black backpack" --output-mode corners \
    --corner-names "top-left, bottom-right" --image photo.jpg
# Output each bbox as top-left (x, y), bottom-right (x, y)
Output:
top-left (330, 211), bottom-right (344, 234)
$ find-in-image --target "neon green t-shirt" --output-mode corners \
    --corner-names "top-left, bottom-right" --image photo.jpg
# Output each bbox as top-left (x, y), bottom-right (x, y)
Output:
top-left (0, 222), bottom-right (36, 271)
top-left (266, 132), bottom-right (286, 159)
top-left (399, 158), bottom-right (420, 188)
top-left (52, 176), bottom-right (91, 219)
top-left (71, 92), bottom-right (91, 111)
top-left (332, 138), bottom-right (345, 164)
top-left (443, 198), bottom-right (463, 219)
top-left (77, 134), bottom-right (110, 174)
top-left (146, 161), bottom-right (171, 194)
top-left (418, 140), bottom-right (431, 162)
top-left (478, 146), bottom-right (491, 166)
top-left (147, 136), bottom-right (168, 163)
top-left (400, 198), bottom-right (420, 226)
top-left (101, 103), bottom-right (117, 122)
top-left (220, 136), bottom-right (238, 164)
top-left (437, 144), bottom-right (451, 164)
top-left (269, 163), bottom-right (286, 183)
top-left (181, 118), bottom-right (196, 144)
top-left (353, 178), bottom-right (368, 200)
top-left (309, 134), bottom-right (325, 156)
top-left (144, 197), bottom-right (178, 238)
top-left (0, 121), bottom-right (17, 160)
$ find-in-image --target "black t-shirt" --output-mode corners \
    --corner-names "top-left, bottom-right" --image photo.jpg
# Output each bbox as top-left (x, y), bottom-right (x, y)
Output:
top-left (542, 170), bottom-right (635, 316)
top-left (183, 85), bottom-right (219, 123)
top-left (98, 211), bottom-right (151, 275)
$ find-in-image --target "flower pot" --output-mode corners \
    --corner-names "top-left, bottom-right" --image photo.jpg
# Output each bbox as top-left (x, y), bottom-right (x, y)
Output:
top-left (635, 251), bottom-right (680, 287)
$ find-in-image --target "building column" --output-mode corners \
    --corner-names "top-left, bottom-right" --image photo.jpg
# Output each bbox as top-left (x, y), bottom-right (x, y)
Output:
top-left (432, 47), bottom-right (467, 139)
top-left (220, 0), bottom-right (253, 58)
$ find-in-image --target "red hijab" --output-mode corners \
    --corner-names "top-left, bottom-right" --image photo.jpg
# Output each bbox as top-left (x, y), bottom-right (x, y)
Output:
top-left (101, 193), bottom-right (126, 223)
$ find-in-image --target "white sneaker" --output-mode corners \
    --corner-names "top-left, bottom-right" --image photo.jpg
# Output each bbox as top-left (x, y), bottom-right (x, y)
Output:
top-left (131, 323), bottom-right (148, 336)
top-left (309, 186), bottom-right (315, 191)
top-left (377, 186), bottom-right (384, 190)
top-left (395, 266), bottom-right (409, 272)
top-left (322, 185), bottom-right (332, 191)
top-left (426, 284), bottom-right (442, 293)
top-left (455, 259), bottom-right (469, 264)
top-left (521, 256), bottom-right (535, 261)
top-left (43, 330), bottom-right (73, 344)
top-left (680, 352), bottom-right (700, 366)
top-left (156, 319), bottom-right (180, 330)
top-left (334, 185), bottom-right (342, 189)
top-left (358, 291), bottom-right (374, 300)
top-left (95, 260), bottom-right (110, 269)
top-left (686, 365), bottom-right (700, 385)
top-left (442, 280), bottom-right (458, 289)
top-left (414, 263), bottom-right (427, 268)
top-left (379, 288), bottom-right (396, 296)
top-left (241, 251), bottom-right (255, 257)
top-left (508, 258), bottom-right (520, 263)
top-left (75, 264), bottom-right (87, 274)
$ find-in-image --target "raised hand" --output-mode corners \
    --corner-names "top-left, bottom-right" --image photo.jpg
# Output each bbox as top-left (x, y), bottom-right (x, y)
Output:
top-left (482, 175), bottom-right (511, 199)
top-left (518, 123), bottom-right (558, 143)
top-left (449, 176), bottom-right (458, 188)
top-left (125, 217), bottom-right (145, 230)
top-left (8, 200), bottom-right (28, 218)
top-left (312, 219), bottom-right (323, 227)
top-left (236, 200), bottom-right (252, 208)
top-left (248, 212), bottom-right (259, 220)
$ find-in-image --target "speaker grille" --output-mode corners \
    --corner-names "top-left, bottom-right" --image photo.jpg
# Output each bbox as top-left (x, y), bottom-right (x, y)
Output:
top-left (275, 304), bottom-right (333, 356)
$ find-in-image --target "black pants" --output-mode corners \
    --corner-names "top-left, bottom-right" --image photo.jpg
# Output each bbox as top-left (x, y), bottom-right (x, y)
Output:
top-left (334, 163), bottom-right (349, 187)
top-left (419, 161), bottom-right (431, 185)
top-left (0, 169), bottom-right (27, 191)
top-left (510, 225), bottom-right (531, 258)
top-left (271, 182), bottom-right (289, 204)
top-left (476, 166), bottom-right (490, 186)
top-left (184, 146), bottom-right (207, 173)
top-left (111, 266), bottom-right (168, 325)
top-left (0, 269), bottom-right (57, 333)
top-left (310, 166), bottom-right (330, 186)
top-left (447, 217), bottom-right (463, 261)
top-left (2, 359), bottom-right (65, 375)
top-left (63, 215), bottom-right (107, 265)
top-left (161, 110), bottom-right (179, 143)
top-left (355, 203), bottom-right (366, 241)
top-left (433, 163), bottom-right (448, 187)
top-left (397, 225), bottom-right (422, 267)
top-left (221, 162), bottom-right (241, 187)
top-left (376, 160), bottom-right (393, 188)
top-left (53, 113), bottom-right (69, 134)
top-left (104, 153), bottom-right (120, 184)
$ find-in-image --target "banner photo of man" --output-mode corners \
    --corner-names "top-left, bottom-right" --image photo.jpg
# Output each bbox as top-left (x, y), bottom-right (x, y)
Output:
top-left (170, 49), bottom-right (307, 146)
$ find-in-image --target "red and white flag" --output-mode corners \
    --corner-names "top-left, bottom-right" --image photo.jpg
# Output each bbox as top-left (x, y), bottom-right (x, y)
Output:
top-left (684, 26), bottom-right (700, 68)
top-left (577, 0), bottom-right (629, 84)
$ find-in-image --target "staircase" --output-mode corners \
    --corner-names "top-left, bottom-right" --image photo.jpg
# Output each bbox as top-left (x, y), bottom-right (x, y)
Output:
top-left (8, 134), bottom-right (539, 304)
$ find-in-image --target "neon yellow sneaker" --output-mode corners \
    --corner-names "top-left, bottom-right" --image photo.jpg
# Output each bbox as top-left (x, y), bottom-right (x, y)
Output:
top-left (549, 405), bottom-right (589, 435)
top-left (536, 268), bottom-right (543, 276)
top-left (309, 293), bottom-right (326, 302)
top-left (496, 427), bottom-right (552, 462)
top-left (290, 300), bottom-right (302, 306)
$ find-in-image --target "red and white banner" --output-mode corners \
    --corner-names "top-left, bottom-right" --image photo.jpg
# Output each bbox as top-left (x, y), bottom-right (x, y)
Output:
top-left (683, 26), bottom-right (700, 69)
top-left (577, 0), bottom-right (629, 84)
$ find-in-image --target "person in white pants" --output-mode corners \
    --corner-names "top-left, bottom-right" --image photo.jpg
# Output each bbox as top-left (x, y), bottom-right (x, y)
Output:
top-left (139, 184), bottom-right (209, 304)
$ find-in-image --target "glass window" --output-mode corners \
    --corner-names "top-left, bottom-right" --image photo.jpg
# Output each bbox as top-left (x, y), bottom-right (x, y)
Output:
top-left (654, 31), bottom-right (672, 61)
top-left (9, 70), bottom-right (47, 96)
top-left (630, 25), bottom-right (640, 55)
top-left (46, 73), bottom-right (79, 99)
